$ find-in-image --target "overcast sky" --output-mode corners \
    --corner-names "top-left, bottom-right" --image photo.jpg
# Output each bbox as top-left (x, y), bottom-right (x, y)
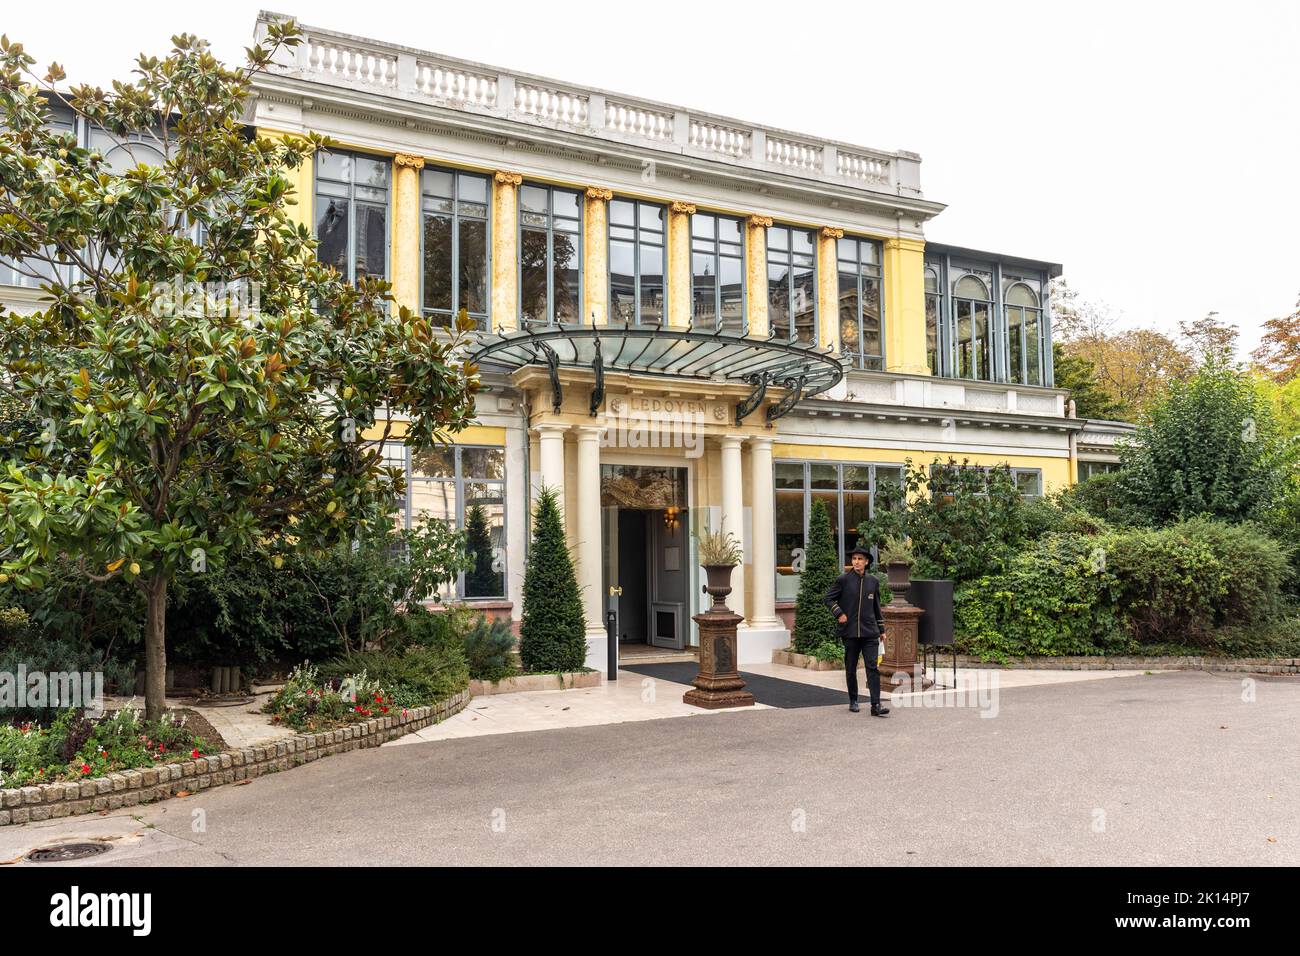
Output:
top-left (7, 0), bottom-right (1297, 356)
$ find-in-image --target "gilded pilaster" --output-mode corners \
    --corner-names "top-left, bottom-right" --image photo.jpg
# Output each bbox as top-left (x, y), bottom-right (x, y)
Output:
top-left (492, 171), bottom-right (523, 332)
top-left (745, 214), bottom-right (773, 337)
top-left (584, 186), bottom-right (612, 325)
top-left (391, 152), bottom-right (425, 315)
top-left (818, 226), bottom-right (843, 352)
top-left (667, 200), bottom-right (695, 328)
top-left (882, 236), bottom-right (929, 374)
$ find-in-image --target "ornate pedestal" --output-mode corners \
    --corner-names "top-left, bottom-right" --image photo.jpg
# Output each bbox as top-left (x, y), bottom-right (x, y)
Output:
top-left (880, 604), bottom-right (933, 690)
top-left (684, 566), bottom-right (755, 709)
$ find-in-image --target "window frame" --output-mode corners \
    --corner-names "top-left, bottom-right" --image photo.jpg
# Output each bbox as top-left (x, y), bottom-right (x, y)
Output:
top-left (608, 197), bottom-right (667, 326)
top-left (689, 210), bottom-right (747, 331)
top-left (517, 181), bottom-right (584, 328)
top-left (765, 223), bottom-right (819, 344)
top-left (836, 235), bottom-right (886, 371)
top-left (418, 165), bottom-right (492, 330)
top-left (313, 148), bottom-right (392, 286)
top-left (392, 442), bottom-right (508, 600)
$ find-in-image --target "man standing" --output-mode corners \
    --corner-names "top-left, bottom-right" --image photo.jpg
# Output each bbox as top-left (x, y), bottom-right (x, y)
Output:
top-left (824, 543), bottom-right (890, 716)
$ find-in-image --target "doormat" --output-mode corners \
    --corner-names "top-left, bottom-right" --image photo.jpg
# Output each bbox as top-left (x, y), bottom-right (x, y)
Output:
top-left (619, 662), bottom-right (848, 709)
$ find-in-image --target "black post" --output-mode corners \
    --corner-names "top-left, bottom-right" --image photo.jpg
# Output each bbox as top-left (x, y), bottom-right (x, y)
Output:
top-left (606, 609), bottom-right (618, 681)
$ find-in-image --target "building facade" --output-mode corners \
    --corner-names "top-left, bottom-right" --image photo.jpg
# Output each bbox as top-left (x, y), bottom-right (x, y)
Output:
top-left (0, 13), bottom-right (1133, 670)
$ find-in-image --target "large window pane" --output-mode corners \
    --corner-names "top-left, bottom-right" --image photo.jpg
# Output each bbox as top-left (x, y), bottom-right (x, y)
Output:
top-left (459, 218), bottom-right (488, 316)
top-left (520, 229), bottom-right (549, 327)
top-left (422, 213), bottom-right (453, 315)
top-left (463, 482), bottom-right (505, 598)
top-left (316, 198), bottom-right (349, 274)
top-left (775, 489), bottom-right (805, 602)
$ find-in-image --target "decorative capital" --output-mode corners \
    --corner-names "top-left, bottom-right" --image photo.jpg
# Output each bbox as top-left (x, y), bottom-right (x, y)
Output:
top-left (748, 214), bottom-right (774, 229)
top-left (584, 186), bottom-right (613, 202)
top-left (670, 200), bottom-right (697, 216)
top-left (494, 171), bottom-right (523, 187)
top-left (394, 153), bottom-right (426, 171)
top-left (821, 226), bottom-right (844, 240)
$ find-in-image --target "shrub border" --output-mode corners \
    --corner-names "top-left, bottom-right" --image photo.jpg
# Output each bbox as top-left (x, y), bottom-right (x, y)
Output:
top-left (948, 655), bottom-right (1300, 674)
top-left (0, 689), bottom-right (470, 827)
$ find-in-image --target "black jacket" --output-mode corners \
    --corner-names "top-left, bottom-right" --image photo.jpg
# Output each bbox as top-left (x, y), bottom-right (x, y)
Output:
top-left (824, 569), bottom-right (885, 641)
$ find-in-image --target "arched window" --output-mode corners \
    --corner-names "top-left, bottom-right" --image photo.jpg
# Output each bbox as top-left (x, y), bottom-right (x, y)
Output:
top-left (952, 271), bottom-right (993, 380)
top-left (924, 266), bottom-right (940, 375)
top-left (1004, 281), bottom-right (1043, 386)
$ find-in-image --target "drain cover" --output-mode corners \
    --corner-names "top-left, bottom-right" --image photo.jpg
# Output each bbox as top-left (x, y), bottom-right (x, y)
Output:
top-left (27, 842), bottom-right (112, 863)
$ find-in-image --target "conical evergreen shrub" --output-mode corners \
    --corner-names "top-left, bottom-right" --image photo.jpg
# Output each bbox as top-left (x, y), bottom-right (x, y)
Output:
top-left (519, 486), bottom-right (588, 672)
top-left (792, 498), bottom-right (840, 654)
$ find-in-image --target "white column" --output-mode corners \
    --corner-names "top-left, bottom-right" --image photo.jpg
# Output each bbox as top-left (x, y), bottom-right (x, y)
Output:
top-left (719, 435), bottom-right (746, 624)
top-left (748, 434), bottom-right (778, 626)
top-left (534, 422), bottom-right (567, 495)
top-left (575, 426), bottom-right (606, 643)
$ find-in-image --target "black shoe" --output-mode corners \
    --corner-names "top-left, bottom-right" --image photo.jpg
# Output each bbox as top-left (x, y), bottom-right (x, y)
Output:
top-left (849, 701), bottom-right (860, 713)
top-left (871, 705), bottom-right (890, 717)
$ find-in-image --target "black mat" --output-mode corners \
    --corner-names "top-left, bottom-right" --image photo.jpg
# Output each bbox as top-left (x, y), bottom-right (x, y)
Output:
top-left (619, 662), bottom-right (848, 709)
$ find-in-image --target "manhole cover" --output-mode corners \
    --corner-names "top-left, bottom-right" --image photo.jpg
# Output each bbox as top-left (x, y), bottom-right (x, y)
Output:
top-left (27, 842), bottom-right (112, 863)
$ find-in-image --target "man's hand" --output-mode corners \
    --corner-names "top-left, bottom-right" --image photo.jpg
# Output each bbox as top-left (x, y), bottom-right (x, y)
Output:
top-left (838, 614), bottom-right (848, 624)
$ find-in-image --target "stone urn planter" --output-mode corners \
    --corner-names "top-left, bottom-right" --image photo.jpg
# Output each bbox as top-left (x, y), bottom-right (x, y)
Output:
top-left (885, 560), bottom-right (912, 606)
top-left (702, 563), bottom-right (736, 611)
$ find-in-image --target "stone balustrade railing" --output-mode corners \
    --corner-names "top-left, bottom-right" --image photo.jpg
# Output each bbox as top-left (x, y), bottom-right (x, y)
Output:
top-left (255, 12), bottom-right (922, 198)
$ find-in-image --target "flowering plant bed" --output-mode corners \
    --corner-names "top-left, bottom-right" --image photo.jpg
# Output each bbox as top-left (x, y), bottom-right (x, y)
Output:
top-left (0, 705), bottom-right (216, 789)
top-left (263, 663), bottom-right (405, 732)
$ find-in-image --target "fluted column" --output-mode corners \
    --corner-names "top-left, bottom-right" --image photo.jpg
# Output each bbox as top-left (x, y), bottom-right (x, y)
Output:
top-left (583, 187), bottom-right (612, 325)
top-left (748, 434), bottom-right (778, 626)
top-left (745, 214), bottom-right (772, 337)
top-left (392, 153), bottom-right (425, 315)
top-left (667, 200), bottom-right (695, 328)
top-left (818, 226), bottom-right (843, 352)
top-left (492, 171), bottom-right (522, 332)
top-left (719, 435), bottom-right (746, 624)
top-left (575, 425), bottom-right (606, 637)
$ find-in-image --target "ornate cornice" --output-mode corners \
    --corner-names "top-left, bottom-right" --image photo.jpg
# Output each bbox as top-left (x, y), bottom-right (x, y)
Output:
top-left (584, 186), bottom-right (613, 201)
top-left (747, 214), bottom-right (774, 229)
top-left (670, 200), bottom-right (696, 215)
top-left (394, 152), bottom-right (426, 170)
top-left (820, 226), bottom-right (844, 240)
top-left (494, 170), bottom-right (523, 187)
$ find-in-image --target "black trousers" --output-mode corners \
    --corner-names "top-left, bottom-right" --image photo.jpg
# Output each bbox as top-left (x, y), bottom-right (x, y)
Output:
top-left (843, 636), bottom-right (882, 707)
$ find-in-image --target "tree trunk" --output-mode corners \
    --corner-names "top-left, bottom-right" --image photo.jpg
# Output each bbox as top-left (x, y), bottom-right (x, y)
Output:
top-left (144, 574), bottom-right (168, 722)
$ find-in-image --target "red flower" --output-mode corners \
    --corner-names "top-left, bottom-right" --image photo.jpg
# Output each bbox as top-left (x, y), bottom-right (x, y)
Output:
top-left (380, 706), bottom-right (389, 713)
top-left (80, 764), bottom-right (90, 775)
top-left (190, 748), bottom-right (199, 759)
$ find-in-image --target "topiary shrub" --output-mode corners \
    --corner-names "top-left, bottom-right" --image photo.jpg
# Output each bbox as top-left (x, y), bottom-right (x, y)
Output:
top-left (518, 486), bottom-right (587, 673)
top-left (792, 499), bottom-right (840, 655)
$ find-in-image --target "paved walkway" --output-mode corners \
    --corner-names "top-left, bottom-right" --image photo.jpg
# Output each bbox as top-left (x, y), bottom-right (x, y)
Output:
top-left (7, 670), bottom-right (1295, 866)
top-left (388, 661), bottom-right (1160, 745)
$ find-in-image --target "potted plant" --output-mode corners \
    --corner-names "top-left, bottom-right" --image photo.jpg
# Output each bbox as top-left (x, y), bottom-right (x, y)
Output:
top-left (696, 527), bottom-right (743, 611)
top-left (878, 534), bottom-right (914, 606)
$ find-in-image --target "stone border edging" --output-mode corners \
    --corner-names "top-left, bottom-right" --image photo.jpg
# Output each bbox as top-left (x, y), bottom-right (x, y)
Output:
top-left (0, 688), bottom-right (471, 827)
top-left (947, 655), bottom-right (1300, 674)
top-left (469, 670), bottom-right (601, 695)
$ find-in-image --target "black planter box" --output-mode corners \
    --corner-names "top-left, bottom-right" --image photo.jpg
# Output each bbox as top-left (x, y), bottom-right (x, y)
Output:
top-left (911, 579), bottom-right (954, 647)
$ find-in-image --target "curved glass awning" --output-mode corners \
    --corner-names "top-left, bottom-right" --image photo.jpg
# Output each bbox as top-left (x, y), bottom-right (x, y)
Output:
top-left (468, 321), bottom-right (847, 424)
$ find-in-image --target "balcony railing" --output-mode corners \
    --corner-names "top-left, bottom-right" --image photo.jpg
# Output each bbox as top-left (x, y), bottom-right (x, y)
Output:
top-left (254, 12), bottom-right (923, 199)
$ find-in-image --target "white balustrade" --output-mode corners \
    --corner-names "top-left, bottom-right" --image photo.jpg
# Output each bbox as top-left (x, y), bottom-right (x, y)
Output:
top-left (688, 119), bottom-right (750, 158)
top-left (513, 83), bottom-right (589, 125)
top-left (837, 150), bottom-right (891, 185)
top-left (305, 38), bottom-right (398, 88)
top-left (414, 61), bottom-right (497, 107)
top-left (266, 15), bottom-right (911, 194)
top-left (605, 101), bottom-right (674, 142)
top-left (765, 136), bottom-right (823, 172)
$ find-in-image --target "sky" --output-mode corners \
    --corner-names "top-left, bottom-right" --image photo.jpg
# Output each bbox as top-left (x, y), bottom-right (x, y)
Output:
top-left (5, 0), bottom-right (1297, 358)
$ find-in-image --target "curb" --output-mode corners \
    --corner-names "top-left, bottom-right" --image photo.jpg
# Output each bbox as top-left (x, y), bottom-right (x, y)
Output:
top-left (0, 689), bottom-right (471, 827)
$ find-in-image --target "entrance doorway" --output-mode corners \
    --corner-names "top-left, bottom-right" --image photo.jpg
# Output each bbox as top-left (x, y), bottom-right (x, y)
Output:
top-left (601, 464), bottom-right (691, 655)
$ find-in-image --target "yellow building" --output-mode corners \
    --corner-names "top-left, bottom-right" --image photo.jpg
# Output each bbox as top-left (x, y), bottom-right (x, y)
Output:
top-left (0, 12), bottom-right (1131, 671)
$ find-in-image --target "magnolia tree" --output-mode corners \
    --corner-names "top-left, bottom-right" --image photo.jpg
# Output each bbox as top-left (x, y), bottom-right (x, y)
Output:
top-left (0, 24), bottom-right (479, 719)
